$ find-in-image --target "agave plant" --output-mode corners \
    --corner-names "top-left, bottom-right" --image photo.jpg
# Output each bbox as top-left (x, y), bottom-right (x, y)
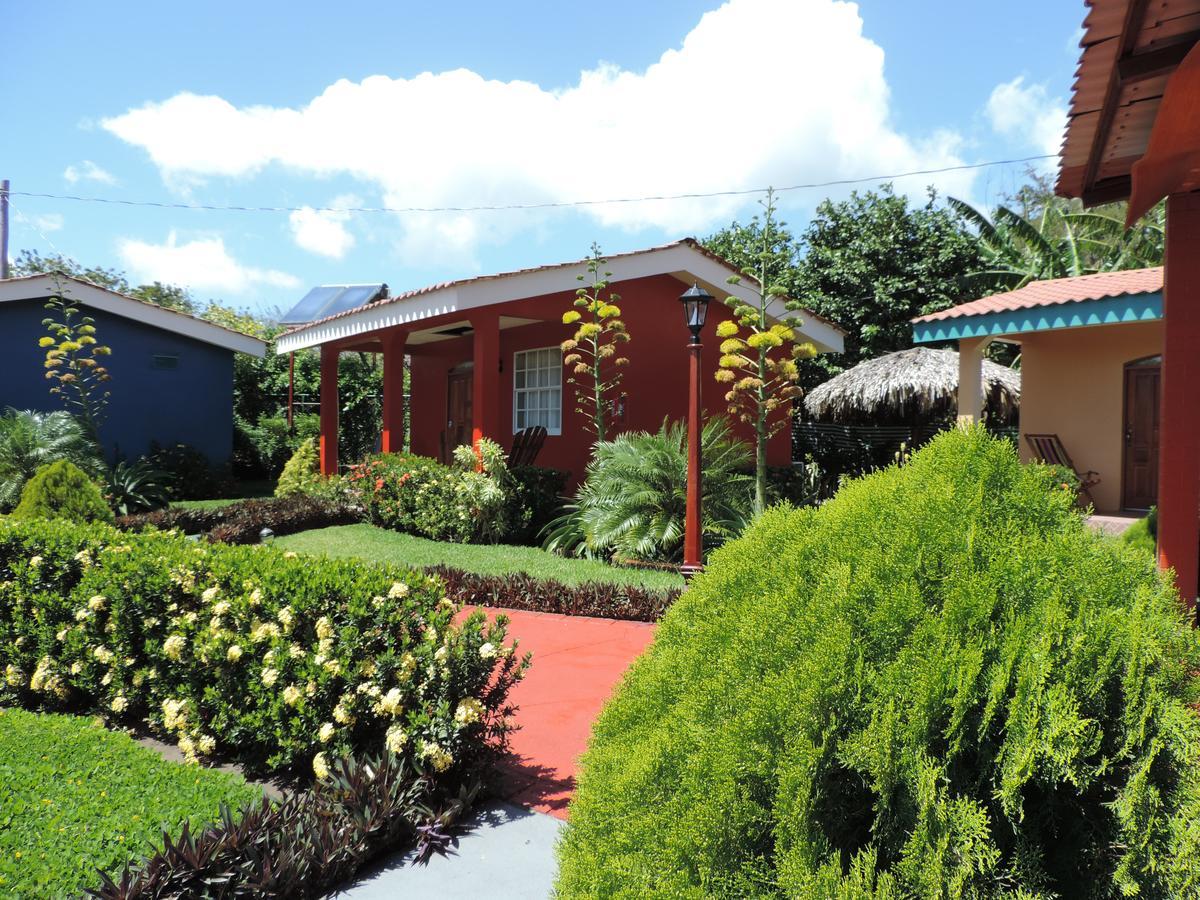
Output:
top-left (0, 408), bottom-right (102, 510)
top-left (104, 457), bottom-right (174, 516)
top-left (544, 417), bottom-right (753, 563)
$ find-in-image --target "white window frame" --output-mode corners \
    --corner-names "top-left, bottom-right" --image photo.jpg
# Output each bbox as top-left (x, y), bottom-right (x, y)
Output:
top-left (512, 346), bottom-right (562, 436)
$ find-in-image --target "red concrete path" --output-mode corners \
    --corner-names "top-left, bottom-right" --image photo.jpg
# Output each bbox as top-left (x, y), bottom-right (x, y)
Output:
top-left (469, 607), bottom-right (657, 820)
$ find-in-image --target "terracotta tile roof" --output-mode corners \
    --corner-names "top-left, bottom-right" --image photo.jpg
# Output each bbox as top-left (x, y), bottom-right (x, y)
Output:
top-left (912, 267), bottom-right (1163, 323)
top-left (280, 237), bottom-right (843, 336)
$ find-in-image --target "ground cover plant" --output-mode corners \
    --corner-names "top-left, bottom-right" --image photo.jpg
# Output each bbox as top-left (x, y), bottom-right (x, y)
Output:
top-left (116, 493), bottom-right (360, 544)
top-left (0, 517), bottom-right (525, 778)
top-left (0, 706), bottom-right (260, 898)
top-left (275, 523), bottom-right (684, 591)
top-left (557, 428), bottom-right (1200, 897)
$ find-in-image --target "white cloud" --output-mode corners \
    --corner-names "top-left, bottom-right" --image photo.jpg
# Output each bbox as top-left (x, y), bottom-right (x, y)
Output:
top-left (986, 76), bottom-right (1067, 158)
top-left (102, 0), bottom-right (978, 258)
top-left (31, 213), bottom-right (64, 233)
top-left (63, 160), bottom-right (117, 186)
top-left (117, 231), bottom-right (300, 294)
top-left (288, 194), bottom-right (358, 259)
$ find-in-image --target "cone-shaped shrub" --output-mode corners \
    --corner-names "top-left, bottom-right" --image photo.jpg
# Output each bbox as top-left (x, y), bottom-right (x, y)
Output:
top-left (556, 428), bottom-right (1200, 897)
top-left (12, 459), bottom-right (112, 523)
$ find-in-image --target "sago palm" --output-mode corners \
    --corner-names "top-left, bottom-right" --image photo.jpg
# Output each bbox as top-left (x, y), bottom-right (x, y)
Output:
top-left (543, 417), bottom-right (753, 562)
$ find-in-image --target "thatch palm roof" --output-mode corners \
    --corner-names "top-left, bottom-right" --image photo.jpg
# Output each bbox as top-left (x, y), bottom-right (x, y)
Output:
top-left (802, 347), bottom-right (1020, 423)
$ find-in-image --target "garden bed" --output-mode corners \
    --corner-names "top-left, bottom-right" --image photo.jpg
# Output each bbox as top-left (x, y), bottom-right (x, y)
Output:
top-left (0, 707), bottom-right (261, 898)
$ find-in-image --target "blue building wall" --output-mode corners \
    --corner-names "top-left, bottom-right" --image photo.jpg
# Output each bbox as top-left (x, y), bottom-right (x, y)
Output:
top-left (0, 297), bottom-right (236, 463)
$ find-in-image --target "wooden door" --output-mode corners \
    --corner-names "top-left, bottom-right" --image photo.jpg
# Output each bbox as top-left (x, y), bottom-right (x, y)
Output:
top-left (445, 371), bottom-right (473, 461)
top-left (1122, 360), bottom-right (1160, 510)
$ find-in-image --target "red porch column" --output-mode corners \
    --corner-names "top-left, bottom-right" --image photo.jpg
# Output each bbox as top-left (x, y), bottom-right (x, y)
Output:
top-left (381, 331), bottom-right (408, 454)
top-left (1157, 191), bottom-right (1200, 609)
top-left (471, 311), bottom-right (502, 447)
top-left (319, 344), bottom-right (339, 475)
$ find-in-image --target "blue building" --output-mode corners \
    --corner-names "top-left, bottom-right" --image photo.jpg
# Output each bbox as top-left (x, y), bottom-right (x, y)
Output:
top-left (0, 274), bottom-right (265, 464)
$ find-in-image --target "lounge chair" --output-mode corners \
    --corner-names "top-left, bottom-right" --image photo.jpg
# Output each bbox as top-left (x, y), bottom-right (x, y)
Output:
top-left (1025, 433), bottom-right (1100, 505)
top-left (509, 425), bottom-right (548, 467)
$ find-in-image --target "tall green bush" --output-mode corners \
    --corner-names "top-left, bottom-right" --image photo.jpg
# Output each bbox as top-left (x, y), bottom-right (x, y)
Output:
top-left (0, 408), bottom-right (100, 510)
top-left (275, 437), bottom-right (322, 497)
top-left (12, 460), bottom-right (113, 523)
top-left (557, 428), bottom-right (1200, 897)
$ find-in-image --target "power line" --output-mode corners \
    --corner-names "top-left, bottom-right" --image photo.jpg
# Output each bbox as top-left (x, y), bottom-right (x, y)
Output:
top-left (6, 155), bottom-right (1054, 215)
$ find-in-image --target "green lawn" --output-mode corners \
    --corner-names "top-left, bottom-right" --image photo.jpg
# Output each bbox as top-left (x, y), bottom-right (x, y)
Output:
top-left (170, 497), bottom-right (242, 510)
top-left (0, 707), bottom-right (262, 898)
top-left (275, 523), bottom-right (685, 590)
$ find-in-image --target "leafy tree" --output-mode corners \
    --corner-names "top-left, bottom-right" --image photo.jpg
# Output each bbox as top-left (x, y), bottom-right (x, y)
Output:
top-left (561, 245), bottom-right (630, 443)
top-left (40, 287), bottom-right (113, 437)
top-left (950, 177), bottom-right (1165, 294)
top-left (11, 249), bottom-right (130, 293)
top-left (712, 190), bottom-right (816, 515)
top-left (706, 184), bottom-right (983, 390)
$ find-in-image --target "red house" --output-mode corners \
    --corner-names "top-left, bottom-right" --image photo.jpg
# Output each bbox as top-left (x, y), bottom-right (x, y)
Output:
top-left (275, 239), bottom-right (845, 485)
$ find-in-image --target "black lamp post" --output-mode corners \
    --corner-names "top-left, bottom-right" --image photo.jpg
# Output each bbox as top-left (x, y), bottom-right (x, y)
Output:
top-left (679, 283), bottom-right (712, 578)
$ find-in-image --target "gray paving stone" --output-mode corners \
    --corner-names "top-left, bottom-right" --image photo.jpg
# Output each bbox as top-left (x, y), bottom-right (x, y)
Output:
top-left (331, 801), bottom-right (564, 899)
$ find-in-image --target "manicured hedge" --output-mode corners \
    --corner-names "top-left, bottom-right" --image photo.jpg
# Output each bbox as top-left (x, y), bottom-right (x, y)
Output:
top-left (0, 517), bottom-right (526, 776)
top-left (116, 493), bottom-right (360, 544)
top-left (557, 428), bottom-right (1200, 897)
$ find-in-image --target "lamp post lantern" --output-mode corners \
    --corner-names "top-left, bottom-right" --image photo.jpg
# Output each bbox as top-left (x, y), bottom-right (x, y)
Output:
top-left (679, 283), bottom-right (712, 579)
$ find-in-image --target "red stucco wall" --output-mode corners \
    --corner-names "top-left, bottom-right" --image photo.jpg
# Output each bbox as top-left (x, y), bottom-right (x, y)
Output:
top-left (406, 274), bottom-right (792, 486)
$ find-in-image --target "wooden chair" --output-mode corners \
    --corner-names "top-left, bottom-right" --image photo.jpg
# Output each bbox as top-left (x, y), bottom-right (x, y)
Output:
top-left (1025, 433), bottom-right (1100, 505)
top-left (509, 426), bottom-right (548, 467)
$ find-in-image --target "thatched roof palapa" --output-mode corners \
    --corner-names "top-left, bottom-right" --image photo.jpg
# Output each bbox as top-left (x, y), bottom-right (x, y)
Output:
top-left (802, 347), bottom-right (1020, 424)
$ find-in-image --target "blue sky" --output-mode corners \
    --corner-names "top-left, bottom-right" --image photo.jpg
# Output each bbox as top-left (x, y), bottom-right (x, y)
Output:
top-left (2, 0), bottom-right (1086, 317)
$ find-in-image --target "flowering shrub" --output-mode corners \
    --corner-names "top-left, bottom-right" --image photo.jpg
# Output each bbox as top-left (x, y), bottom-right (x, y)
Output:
top-left (0, 517), bottom-right (527, 776)
top-left (353, 441), bottom-right (523, 544)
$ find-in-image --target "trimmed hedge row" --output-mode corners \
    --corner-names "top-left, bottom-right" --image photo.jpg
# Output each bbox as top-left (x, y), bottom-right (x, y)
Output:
top-left (0, 517), bottom-right (526, 776)
top-left (116, 494), bottom-right (360, 544)
top-left (429, 565), bottom-right (678, 623)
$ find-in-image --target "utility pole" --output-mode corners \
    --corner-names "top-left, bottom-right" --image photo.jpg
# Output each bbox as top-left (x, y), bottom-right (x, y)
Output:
top-left (0, 180), bottom-right (10, 279)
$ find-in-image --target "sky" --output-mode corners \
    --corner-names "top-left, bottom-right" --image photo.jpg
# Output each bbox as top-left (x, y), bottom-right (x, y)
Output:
top-left (1, 0), bottom-right (1087, 318)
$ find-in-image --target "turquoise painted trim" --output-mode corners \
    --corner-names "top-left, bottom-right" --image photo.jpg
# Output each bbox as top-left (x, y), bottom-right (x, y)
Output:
top-left (912, 292), bottom-right (1162, 344)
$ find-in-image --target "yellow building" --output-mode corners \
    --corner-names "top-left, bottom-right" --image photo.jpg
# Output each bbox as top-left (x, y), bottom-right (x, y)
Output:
top-left (913, 268), bottom-right (1163, 515)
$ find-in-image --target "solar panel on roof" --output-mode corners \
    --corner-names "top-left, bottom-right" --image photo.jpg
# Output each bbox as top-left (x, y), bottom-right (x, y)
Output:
top-left (280, 283), bottom-right (387, 325)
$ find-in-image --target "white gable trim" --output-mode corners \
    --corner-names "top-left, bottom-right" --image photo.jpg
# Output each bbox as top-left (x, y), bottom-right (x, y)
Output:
top-left (0, 275), bottom-right (267, 357)
top-left (275, 243), bottom-right (844, 355)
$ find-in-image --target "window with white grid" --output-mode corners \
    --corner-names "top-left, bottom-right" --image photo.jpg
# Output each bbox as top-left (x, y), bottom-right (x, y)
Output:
top-left (513, 347), bottom-right (562, 435)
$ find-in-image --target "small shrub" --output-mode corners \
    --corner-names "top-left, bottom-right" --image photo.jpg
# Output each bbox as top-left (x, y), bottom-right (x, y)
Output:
top-left (354, 442), bottom-right (524, 544)
top-left (275, 437), bottom-right (322, 497)
top-left (557, 428), bottom-right (1200, 897)
top-left (12, 460), bottom-right (113, 523)
top-left (91, 751), bottom-right (463, 900)
top-left (509, 465), bottom-right (568, 544)
top-left (1121, 506), bottom-right (1157, 557)
top-left (0, 517), bottom-right (526, 775)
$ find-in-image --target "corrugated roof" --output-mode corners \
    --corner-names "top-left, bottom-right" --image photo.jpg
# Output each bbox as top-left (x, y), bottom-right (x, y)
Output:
top-left (912, 267), bottom-right (1163, 323)
top-left (280, 237), bottom-right (843, 336)
top-left (1057, 0), bottom-right (1200, 203)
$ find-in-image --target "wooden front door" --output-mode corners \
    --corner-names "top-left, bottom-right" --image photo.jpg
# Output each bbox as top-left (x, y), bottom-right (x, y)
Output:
top-left (445, 371), bottom-right (473, 461)
top-left (1122, 358), bottom-right (1160, 510)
